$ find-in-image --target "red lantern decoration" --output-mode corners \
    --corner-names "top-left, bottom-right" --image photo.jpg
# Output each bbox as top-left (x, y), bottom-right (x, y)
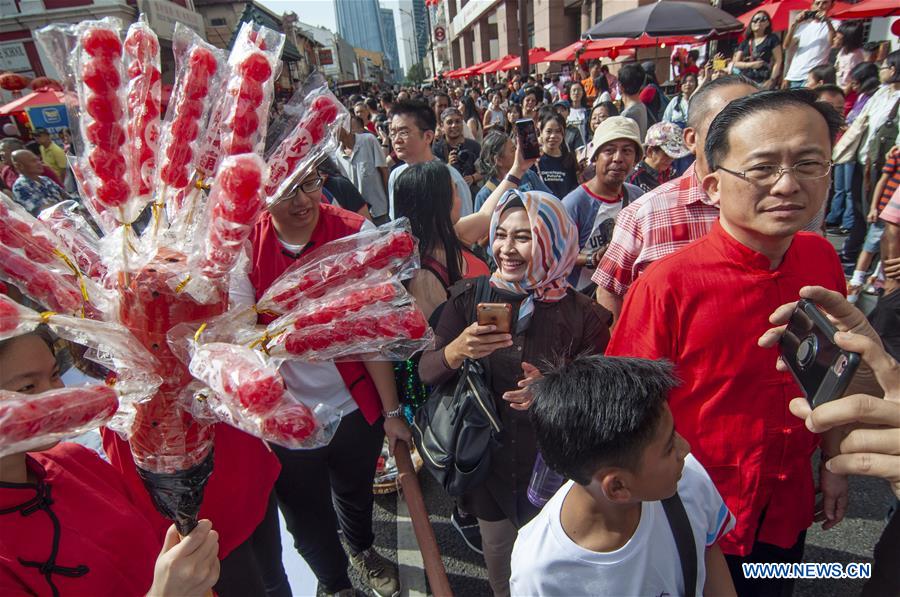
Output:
top-left (30, 76), bottom-right (63, 91)
top-left (0, 72), bottom-right (31, 92)
top-left (608, 47), bottom-right (620, 60)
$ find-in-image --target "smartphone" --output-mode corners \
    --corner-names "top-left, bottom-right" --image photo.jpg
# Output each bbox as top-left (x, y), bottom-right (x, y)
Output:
top-left (477, 302), bottom-right (513, 333)
top-left (712, 57), bottom-right (727, 71)
top-left (515, 118), bottom-right (541, 160)
top-left (779, 299), bottom-right (861, 408)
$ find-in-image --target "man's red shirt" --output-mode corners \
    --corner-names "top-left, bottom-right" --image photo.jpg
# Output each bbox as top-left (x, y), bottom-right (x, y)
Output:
top-left (606, 221), bottom-right (846, 556)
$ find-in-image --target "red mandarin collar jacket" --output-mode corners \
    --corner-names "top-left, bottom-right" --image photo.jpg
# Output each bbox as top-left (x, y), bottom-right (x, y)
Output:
top-left (607, 221), bottom-right (846, 556)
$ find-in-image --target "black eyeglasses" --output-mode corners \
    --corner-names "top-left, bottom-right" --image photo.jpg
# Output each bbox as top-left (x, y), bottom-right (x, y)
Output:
top-left (277, 175), bottom-right (324, 203)
top-left (717, 160), bottom-right (832, 185)
top-left (751, 16), bottom-right (769, 23)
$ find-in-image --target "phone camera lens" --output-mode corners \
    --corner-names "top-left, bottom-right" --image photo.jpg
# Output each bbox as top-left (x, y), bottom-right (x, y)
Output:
top-left (797, 336), bottom-right (818, 370)
top-left (832, 354), bottom-right (848, 375)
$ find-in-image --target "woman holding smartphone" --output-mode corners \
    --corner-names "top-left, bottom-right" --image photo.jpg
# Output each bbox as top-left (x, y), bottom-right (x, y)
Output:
top-left (419, 189), bottom-right (611, 597)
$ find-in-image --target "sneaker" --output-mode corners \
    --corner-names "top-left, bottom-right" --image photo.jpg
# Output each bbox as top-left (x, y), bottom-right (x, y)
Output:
top-left (451, 506), bottom-right (484, 555)
top-left (349, 547), bottom-right (400, 597)
top-left (316, 585), bottom-right (358, 597)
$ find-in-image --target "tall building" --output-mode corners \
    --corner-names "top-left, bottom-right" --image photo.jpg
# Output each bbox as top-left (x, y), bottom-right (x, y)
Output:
top-left (379, 7), bottom-right (401, 83)
top-left (411, 0), bottom-right (428, 65)
top-left (335, 0), bottom-right (385, 54)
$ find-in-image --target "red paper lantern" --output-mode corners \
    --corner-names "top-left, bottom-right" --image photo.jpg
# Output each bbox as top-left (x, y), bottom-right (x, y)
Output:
top-left (608, 47), bottom-right (620, 60)
top-left (30, 77), bottom-right (63, 91)
top-left (0, 72), bottom-right (31, 92)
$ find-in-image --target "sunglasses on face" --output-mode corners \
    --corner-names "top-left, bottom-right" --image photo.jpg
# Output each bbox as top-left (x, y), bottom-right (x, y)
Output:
top-left (752, 16), bottom-right (769, 23)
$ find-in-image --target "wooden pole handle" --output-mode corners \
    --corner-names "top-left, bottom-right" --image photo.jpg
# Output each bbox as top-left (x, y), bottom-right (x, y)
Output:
top-left (393, 440), bottom-right (453, 597)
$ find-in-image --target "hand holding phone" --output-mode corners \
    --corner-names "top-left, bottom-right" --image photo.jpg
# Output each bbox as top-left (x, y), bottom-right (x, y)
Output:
top-left (779, 299), bottom-right (861, 408)
top-left (515, 118), bottom-right (541, 160)
top-left (477, 302), bottom-right (513, 333)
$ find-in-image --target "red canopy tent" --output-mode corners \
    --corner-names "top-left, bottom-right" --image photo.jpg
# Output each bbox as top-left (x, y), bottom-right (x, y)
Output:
top-left (497, 47), bottom-right (551, 70)
top-left (475, 58), bottom-right (506, 74)
top-left (737, 0), bottom-right (810, 33)
top-left (481, 54), bottom-right (517, 74)
top-left (542, 40), bottom-right (637, 62)
top-left (0, 89), bottom-right (67, 116)
top-left (832, 0), bottom-right (899, 19)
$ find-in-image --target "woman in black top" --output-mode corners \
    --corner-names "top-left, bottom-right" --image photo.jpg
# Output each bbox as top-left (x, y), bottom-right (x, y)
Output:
top-left (732, 11), bottom-right (783, 89)
top-left (533, 111), bottom-right (578, 199)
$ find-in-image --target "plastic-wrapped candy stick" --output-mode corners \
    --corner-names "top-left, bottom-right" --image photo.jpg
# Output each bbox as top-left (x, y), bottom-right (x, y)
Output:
top-left (191, 154), bottom-right (266, 281)
top-left (38, 201), bottom-right (108, 283)
top-left (156, 24), bottom-right (225, 229)
top-left (188, 342), bottom-right (284, 416)
top-left (194, 23), bottom-right (283, 180)
top-left (0, 385), bottom-right (119, 458)
top-left (258, 221), bottom-right (419, 314)
top-left (0, 295), bottom-right (39, 339)
top-left (77, 21), bottom-right (141, 224)
top-left (265, 92), bottom-right (345, 202)
top-left (123, 18), bottom-right (161, 208)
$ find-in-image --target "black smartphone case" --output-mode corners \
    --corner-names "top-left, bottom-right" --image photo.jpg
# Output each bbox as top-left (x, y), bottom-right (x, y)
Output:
top-left (779, 299), bottom-right (861, 408)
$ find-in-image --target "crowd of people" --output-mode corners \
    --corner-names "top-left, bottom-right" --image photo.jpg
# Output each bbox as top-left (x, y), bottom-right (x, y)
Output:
top-left (1, 10), bottom-right (899, 597)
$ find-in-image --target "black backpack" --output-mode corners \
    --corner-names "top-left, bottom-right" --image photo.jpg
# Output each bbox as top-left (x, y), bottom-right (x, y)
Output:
top-left (411, 277), bottom-right (502, 497)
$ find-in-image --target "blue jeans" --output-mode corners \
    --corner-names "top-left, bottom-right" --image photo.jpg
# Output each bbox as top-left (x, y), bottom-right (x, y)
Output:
top-left (827, 162), bottom-right (856, 229)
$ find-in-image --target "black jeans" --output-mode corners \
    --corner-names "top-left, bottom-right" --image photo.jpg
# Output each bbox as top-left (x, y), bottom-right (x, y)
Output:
top-left (862, 500), bottom-right (900, 597)
top-left (215, 491), bottom-right (291, 597)
top-left (725, 531), bottom-right (806, 597)
top-left (273, 409), bottom-right (385, 593)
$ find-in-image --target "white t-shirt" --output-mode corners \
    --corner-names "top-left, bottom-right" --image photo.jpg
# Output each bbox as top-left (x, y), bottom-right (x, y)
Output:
top-left (334, 133), bottom-right (389, 218)
top-left (510, 454), bottom-right (735, 597)
top-left (785, 20), bottom-right (834, 82)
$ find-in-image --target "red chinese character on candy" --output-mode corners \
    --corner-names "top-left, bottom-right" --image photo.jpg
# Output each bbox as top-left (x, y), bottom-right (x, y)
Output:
top-left (287, 128), bottom-right (313, 157)
top-left (188, 47), bottom-right (218, 79)
top-left (239, 52), bottom-right (272, 83)
top-left (209, 222), bottom-right (244, 245)
top-left (261, 403), bottom-right (317, 443)
top-left (82, 28), bottom-right (122, 60)
top-left (212, 199), bottom-right (257, 226)
top-left (247, 29), bottom-right (268, 51)
top-left (0, 298), bottom-right (19, 332)
top-left (137, 95), bottom-right (160, 120)
top-left (86, 121), bottom-right (125, 151)
top-left (124, 28), bottom-right (160, 62)
top-left (86, 94), bottom-right (123, 123)
top-left (83, 59), bottom-right (121, 95)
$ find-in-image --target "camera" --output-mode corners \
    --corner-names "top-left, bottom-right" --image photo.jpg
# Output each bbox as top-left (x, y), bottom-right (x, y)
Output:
top-left (779, 300), bottom-right (860, 407)
top-left (456, 148), bottom-right (474, 165)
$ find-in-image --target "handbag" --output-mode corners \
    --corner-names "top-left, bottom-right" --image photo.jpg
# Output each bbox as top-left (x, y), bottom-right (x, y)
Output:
top-left (865, 99), bottom-right (900, 188)
top-left (832, 112), bottom-right (868, 164)
top-left (411, 276), bottom-right (503, 497)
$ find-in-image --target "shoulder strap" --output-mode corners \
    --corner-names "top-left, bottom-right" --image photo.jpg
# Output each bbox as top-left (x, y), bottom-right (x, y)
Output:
top-left (420, 256), bottom-right (452, 292)
top-left (661, 492), bottom-right (697, 597)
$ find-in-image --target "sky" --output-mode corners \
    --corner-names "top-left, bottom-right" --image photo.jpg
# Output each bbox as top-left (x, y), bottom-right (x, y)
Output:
top-left (257, 0), bottom-right (417, 72)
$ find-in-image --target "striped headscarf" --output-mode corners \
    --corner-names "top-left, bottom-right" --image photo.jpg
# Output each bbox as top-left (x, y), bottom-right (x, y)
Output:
top-left (489, 189), bottom-right (578, 333)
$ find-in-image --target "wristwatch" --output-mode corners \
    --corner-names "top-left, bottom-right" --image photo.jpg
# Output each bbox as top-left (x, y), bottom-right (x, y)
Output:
top-left (505, 173), bottom-right (522, 186)
top-left (384, 406), bottom-right (403, 419)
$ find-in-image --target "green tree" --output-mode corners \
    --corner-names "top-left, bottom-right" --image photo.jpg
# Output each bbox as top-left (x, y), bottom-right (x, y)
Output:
top-left (407, 62), bottom-right (426, 85)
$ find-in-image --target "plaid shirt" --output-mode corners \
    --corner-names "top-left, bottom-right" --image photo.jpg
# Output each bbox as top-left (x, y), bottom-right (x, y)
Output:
top-left (592, 163), bottom-right (719, 297)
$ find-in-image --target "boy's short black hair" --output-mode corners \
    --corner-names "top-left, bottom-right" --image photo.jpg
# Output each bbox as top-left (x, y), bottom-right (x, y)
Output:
top-left (809, 63), bottom-right (837, 85)
top-left (618, 63), bottom-right (646, 96)
top-left (390, 100), bottom-right (437, 133)
top-left (705, 89), bottom-right (843, 172)
top-left (529, 355), bottom-right (678, 485)
top-left (522, 85), bottom-right (543, 103)
top-left (813, 84), bottom-right (845, 99)
top-left (34, 128), bottom-right (48, 136)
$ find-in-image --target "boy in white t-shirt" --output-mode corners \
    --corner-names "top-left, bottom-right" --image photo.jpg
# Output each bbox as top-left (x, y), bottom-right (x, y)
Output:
top-left (510, 356), bottom-right (737, 597)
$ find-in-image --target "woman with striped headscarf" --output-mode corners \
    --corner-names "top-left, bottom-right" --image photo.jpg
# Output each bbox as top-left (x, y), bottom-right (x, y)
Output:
top-left (419, 189), bottom-right (612, 597)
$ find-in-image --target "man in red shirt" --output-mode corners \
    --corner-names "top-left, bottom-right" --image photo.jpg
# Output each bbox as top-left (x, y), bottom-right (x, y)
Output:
top-left (593, 75), bottom-right (757, 321)
top-left (605, 89), bottom-right (847, 596)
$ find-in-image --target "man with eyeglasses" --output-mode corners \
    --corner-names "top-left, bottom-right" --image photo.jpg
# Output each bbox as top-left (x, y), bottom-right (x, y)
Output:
top-left (606, 90), bottom-right (848, 597)
top-left (232, 165), bottom-right (409, 597)
top-left (386, 100), bottom-right (473, 219)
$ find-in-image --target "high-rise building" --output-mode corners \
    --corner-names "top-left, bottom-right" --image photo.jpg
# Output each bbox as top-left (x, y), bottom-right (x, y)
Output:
top-left (411, 0), bottom-right (428, 64)
top-left (378, 7), bottom-right (401, 84)
top-left (335, 0), bottom-right (385, 54)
